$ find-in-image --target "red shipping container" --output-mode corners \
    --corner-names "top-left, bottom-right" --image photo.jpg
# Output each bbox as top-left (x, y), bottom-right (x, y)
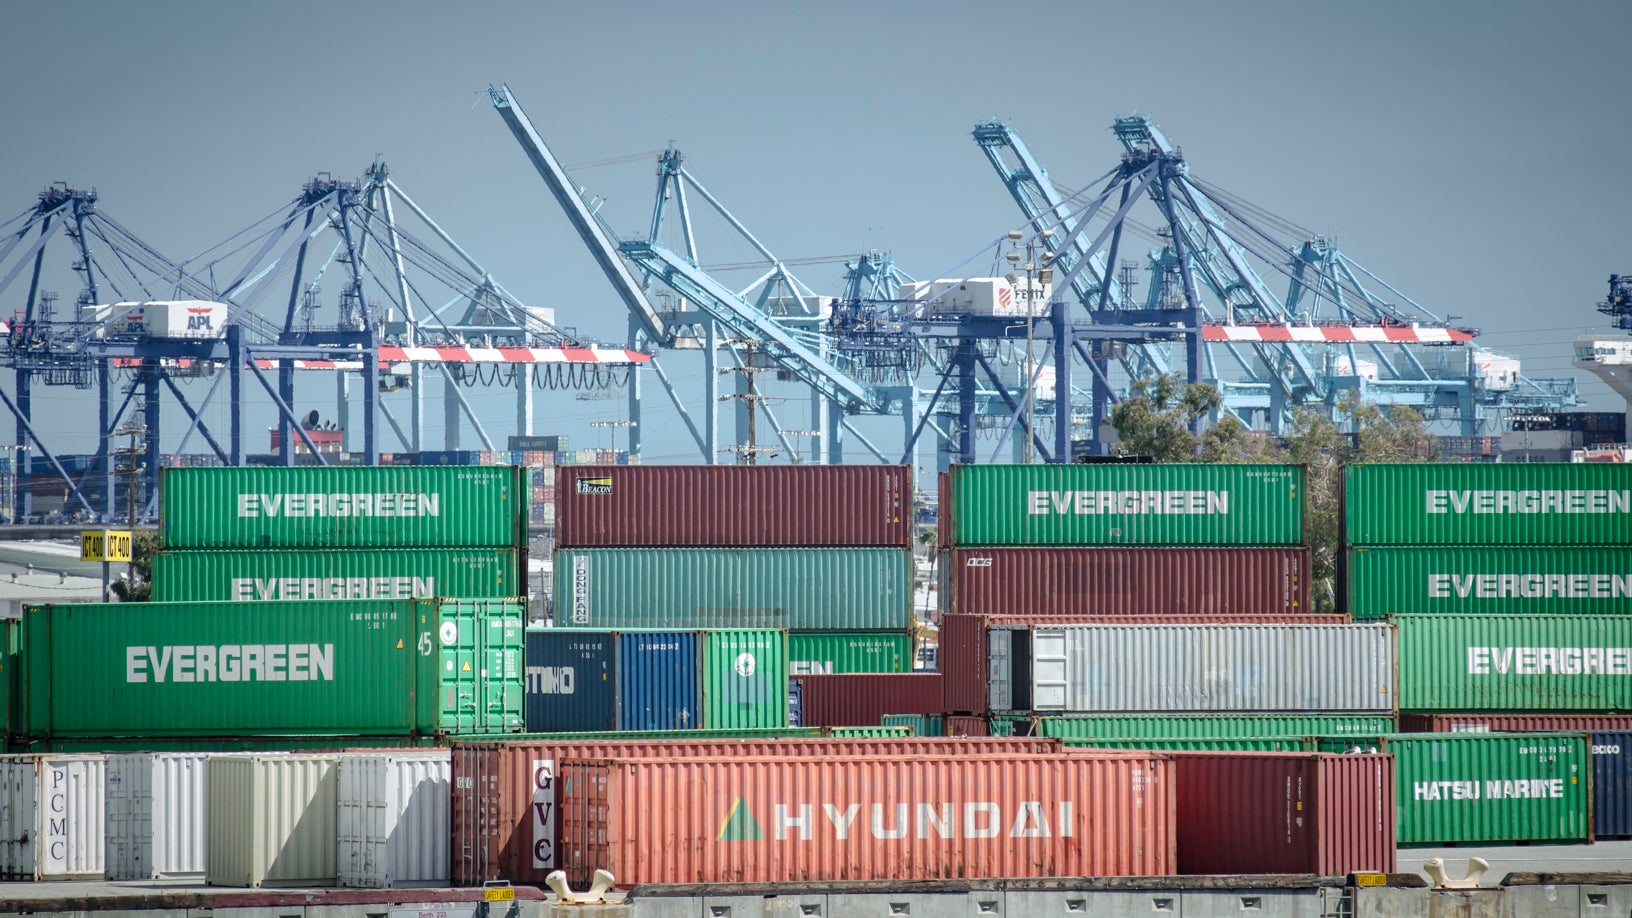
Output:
top-left (1170, 751), bottom-right (1395, 875)
top-left (945, 715), bottom-right (990, 736)
top-left (449, 735), bottom-right (1062, 885)
top-left (1400, 713), bottom-right (1632, 733)
top-left (792, 673), bottom-right (944, 727)
top-left (939, 613), bottom-right (1347, 715)
top-left (558, 752), bottom-right (1176, 884)
top-left (556, 465), bottom-right (912, 548)
top-left (944, 547), bottom-right (1311, 617)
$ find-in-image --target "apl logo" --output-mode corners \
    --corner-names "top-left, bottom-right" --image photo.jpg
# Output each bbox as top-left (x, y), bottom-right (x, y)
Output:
top-left (734, 652), bottom-right (757, 677)
top-left (186, 306), bottom-right (214, 331)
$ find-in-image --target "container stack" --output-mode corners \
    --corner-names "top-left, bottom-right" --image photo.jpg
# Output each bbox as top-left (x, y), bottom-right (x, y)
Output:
top-left (151, 466), bottom-right (529, 603)
top-left (1344, 462), bottom-right (1632, 842)
top-left (937, 464), bottom-right (1383, 743)
top-left (537, 465), bottom-right (922, 733)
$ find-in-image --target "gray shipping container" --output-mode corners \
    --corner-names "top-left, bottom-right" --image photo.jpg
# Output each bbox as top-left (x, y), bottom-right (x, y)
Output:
top-left (989, 623), bottom-right (1395, 715)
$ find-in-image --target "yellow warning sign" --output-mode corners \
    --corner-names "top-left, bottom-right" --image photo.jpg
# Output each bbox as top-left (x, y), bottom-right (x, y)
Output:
top-left (1353, 872), bottom-right (1387, 887)
top-left (462, 661), bottom-right (472, 671)
top-left (81, 530), bottom-right (133, 562)
top-left (484, 887), bottom-right (515, 901)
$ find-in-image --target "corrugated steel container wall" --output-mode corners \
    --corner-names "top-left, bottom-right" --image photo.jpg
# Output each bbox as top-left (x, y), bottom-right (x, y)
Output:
top-left (1400, 714), bottom-right (1632, 733)
top-left (1172, 752), bottom-right (1394, 875)
top-left (553, 548), bottom-right (911, 630)
top-left (1346, 546), bottom-right (1632, 617)
top-left (161, 465), bottom-right (526, 549)
top-left (437, 598), bottom-right (526, 735)
top-left (788, 674), bottom-right (945, 728)
top-left (882, 714), bottom-right (944, 736)
top-left (1395, 614), bottom-right (1632, 712)
top-left (105, 753), bottom-right (208, 879)
top-left (1344, 462), bottom-right (1632, 546)
top-left (448, 736), bottom-right (1065, 885)
top-left (944, 716), bottom-right (990, 736)
top-left (1594, 732), bottom-right (1632, 838)
top-left (558, 752), bottom-right (1176, 884)
top-left (555, 465), bottom-right (911, 548)
top-left (1074, 738), bottom-right (1317, 752)
top-left (1031, 714), bottom-right (1398, 741)
top-left (524, 631), bottom-right (614, 733)
top-left (151, 548), bottom-right (521, 602)
top-left (336, 751), bottom-right (451, 887)
top-left (788, 632), bottom-right (912, 675)
top-left (0, 754), bottom-right (104, 880)
top-left (945, 547), bottom-right (1311, 617)
top-left (1382, 733), bottom-right (1592, 845)
top-left (618, 631), bottom-right (701, 731)
top-left (943, 463), bottom-right (1305, 546)
top-left (702, 630), bottom-right (788, 729)
top-left (1024, 624), bottom-right (1395, 714)
top-left (206, 754), bottom-right (338, 887)
top-left (939, 614), bottom-right (988, 714)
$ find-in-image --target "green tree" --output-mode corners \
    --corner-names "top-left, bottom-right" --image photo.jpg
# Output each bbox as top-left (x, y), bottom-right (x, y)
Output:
top-left (108, 529), bottom-right (159, 602)
top-left (1108, 373), bottom-right (1223, 461)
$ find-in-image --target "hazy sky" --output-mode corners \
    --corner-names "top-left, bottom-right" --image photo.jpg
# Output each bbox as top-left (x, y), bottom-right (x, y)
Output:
top-left (2, 0), bottom-right (1629, 464)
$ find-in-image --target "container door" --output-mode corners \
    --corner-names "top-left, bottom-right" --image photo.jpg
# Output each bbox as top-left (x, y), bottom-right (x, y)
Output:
top-left (0, 760), bottom-right (36, 878)
top-left (703, 631), bottom-right (789, 729)
top-left (38, 755), bottom-right (105, 879)
top-left (1595, 732), bottom-right (1632, 839)
top-left (440, 604), bottom-right (478, 734)
top-left (524, 631), bottom-right (614, 733)
top-left (987, 627), bottom-right (1011, 713)
top-left (1031, 628), bottom-right (1067, 711)
top-left (104, 756), bottom-right (151, 880)
top-left (479, 601), bottom-right (527, 733)
top-left (788, 680), bottom-right (803, 727)
top-left (617, 632), bottom-right (700, 731)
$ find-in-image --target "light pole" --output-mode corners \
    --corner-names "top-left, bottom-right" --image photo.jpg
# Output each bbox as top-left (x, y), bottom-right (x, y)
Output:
top-left (589, 420), bottom-right (637, 454)
top-left (1007, 230), bottom-right (1055, 463)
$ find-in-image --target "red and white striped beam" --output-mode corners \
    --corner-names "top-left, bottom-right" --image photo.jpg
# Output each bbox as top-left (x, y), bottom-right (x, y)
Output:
top-left (1202, 324), bottom-right (1474, 344)
top-left (110, 345), bottom-right (652, 371)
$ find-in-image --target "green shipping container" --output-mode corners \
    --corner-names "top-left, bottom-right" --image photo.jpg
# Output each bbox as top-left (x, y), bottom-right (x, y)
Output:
top-left (1345, 463), bottom-right (1632, 546)
top-left (454, 727), bottom-right (826, 743)
top-left (1024, 714), bottom-right (1397, 741)
top-left (18, 598), bottom-right (524, 738)
top-left (1395, 614), bottom-right (1632, 711)
top-left (944, 464), bottom-right (1304, 546)
top-left (1380, 732), bottom-right (1592, 845)
top-left (826, 726), bottom-right (912, 738)
top-left (789, 632), bottom-right (913, 675)
top-left (151, 549), bottom-right (522, 602)
top-left (1347, 546), bottom-right (1632, 617)
top-left (160, 466), bottom-right (526, 549)
top-left (16, 736), bottom-right (438, 753)
top-left (1062, 737), bottom-right (1315, 752)
top-left (553, 549), bottom-right (911, 630)
top-left (882, 714), bottom-right (943, 736)
top-left (702, 630), bottom-right (788, 730)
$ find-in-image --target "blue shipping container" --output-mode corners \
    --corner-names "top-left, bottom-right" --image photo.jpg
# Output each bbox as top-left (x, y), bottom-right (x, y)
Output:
top-left (1596, 732), bottom-right (1632, 839)
top-left (619, 631), bottom-right (701, 731)
top-left (524, 631), bottom-right (615, 732)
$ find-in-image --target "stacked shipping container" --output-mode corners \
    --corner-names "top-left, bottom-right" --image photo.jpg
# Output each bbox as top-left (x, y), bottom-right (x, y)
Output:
top-left (1344, 462), bottom-right (1632, 843)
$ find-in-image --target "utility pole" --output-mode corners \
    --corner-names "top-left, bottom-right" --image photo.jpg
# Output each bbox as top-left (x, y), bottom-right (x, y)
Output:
top-left (720, 340), bottom-right (777, 465)
top-left (113, 420), bottom-right (147, 589)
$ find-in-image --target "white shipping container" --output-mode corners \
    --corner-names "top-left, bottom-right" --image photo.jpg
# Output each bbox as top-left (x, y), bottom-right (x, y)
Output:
top-left (898, 277), bottom-right (1052, 318)
top-left (0, 754), bottom-right (105, 880)
top-left (336, 751), bottom-right (451, 887)
top-left (993, 623), bottom-right (1394, 714)
top-left (106, 753), bottom-right (208, 879)
top-left (206, 754), bottom-right (338, 888)
top-left (94, 300), bottom-right (228, 339)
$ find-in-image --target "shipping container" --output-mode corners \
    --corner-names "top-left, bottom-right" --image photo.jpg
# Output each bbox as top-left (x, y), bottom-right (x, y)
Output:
top-left (557, 752), bottom-right (1175, 884)
top-left (881, 714), bottom-right (943, 737)
top-left (0, 754), bottom-right (104, 880)
top-left (524, 630), bottom-right (616, 733)
top-left (788, 632), bottom-right (912, 675)
top-left (448, 735), bottom-right (1064, 885)
top-left (555, 465), bottom-right (911, 548)
top-left (944, 547), bottom-right (1311, 617)
top-left (1593, 732), bottom-right (1632, 838)
top-left (1346, 546), bottom-right (1632, 617)
top-left (25, 736), bottom-right (436, 754)
top-left (1023, 714), bottom-right (1398, 742)
top-left (336, 751), bottom-right (451, 887)
top-left (554, 548), bottom-right (911, 630)
top-left (986, 623), bottom-right (1394, 714)
top-left (19, 598), bottom-right (524, 738)
top-left (1071, 737), bottom-right (1317, 752)
top-left (944, 715), bottom-right (990, 736)
top-left (618, 631), bottom-right (703, 732)
top-left (940, 464), bottom-right (1304, 547)
top-left (1394, 614), bottom-right (1632, 712)
top-left (105, 753), bottom-right (208, 879)
top-left (1344, 462), bottom-right (1632, 546)
top-left (1399, 714), bottom-right (1632, 733)
top-left (703, 630), bottom-right (789, 729)
top-left (206, 754), bottom-right (338, 887)
top-left (788, 674), bottom-right (944, 728)
top-left (1173, 752), bottom-right (1395, 874)
top-left (151, 548), bottom-right (522, 602)
top-left (1377, 733), bottom-right (1592, 845)
top-left (160, 465), bottom-right (526, 549)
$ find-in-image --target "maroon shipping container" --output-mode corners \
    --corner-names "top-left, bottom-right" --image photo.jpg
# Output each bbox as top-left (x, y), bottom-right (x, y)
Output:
top-left (1400, 714), bottom-right (1632, 733)
top-left (943, 547), bottom-right (1311, 617)
top-left (792, 673), bottom-right (944, 728)
top-left (558, 752), bottom-right (1176, 884)
top-left (939, 613), bottom-right (1348, 715)
top-left (945, 715), bottom-right (990, 736)
top-left (449, 735), bottom-right (1062, 885)
top-left (555, 464), bottom-right (912, 548)
top-left (1170, 751), bottom-right (1395, 876)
